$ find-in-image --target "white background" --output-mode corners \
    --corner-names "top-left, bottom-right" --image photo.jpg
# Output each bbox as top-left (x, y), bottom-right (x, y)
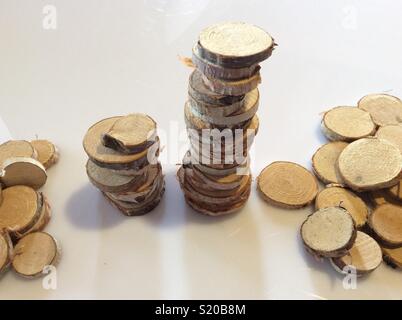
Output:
top-left (0, 0), bottom-right (401, 299)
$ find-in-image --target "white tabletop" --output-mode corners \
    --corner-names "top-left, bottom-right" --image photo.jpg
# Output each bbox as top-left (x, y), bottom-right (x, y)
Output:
top-left (0, 0), bottom-right (401, 299)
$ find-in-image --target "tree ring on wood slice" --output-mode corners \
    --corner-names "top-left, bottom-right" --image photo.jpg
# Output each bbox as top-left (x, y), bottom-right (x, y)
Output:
top-left (337, 138), bottom-right (402, 191)
top-left (312, 141), bottom-right (348, 185)
top-left (257, 161), bottom-right (318, 209)
top-left (321, 106), bottom-right (376, 141)
top-left (0, 186), bottom-right (41, 236)
top-left (198, 21), bottom-right (275, 68)
top-left (192, 44), bottom-right (260, 80)
top-left (358, 94), bottom-right (402, 126)
top-left (0, 140), bottom-right (37, 166)
top-left (12, 232), bottom-right (60, 278)
top-left (1, 157), bottom-right (47, 189)
top-left (30, 140), bottom-right (59, 169)
top-left (102, 113), bottom-right (157, 154)
top-left (201, 72), bottom-right (261, 96)
top-left (315, 186), bottom-right (368, 228)
top-left (301, 207), bottom-right (357, 258)
top-left (331, 231), bottom-right (382, 276)
top-left (0, 230), bottom-right (13, 274)
top-left (369, 204), bottom-right (402, 248)
top-left (382, 246), bottom-right (402, 269)
top-left (375, 125), bottom-right (402, 153)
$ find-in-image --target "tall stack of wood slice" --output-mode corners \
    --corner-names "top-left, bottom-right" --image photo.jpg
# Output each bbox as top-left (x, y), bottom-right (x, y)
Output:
top-left (178, 21), bottom-right (276, 216)
top-left (83, 113), bottom-right (165, 216)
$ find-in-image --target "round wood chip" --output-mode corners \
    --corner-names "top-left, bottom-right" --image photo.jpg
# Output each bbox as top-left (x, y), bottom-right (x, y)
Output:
top-left (382, 246), bottom-right (402, 269)
top-left (331, 231), bottom-right (382, 275)
top-left (12, 232), bottom-right (60, 278)
top-left (257, 161), bottom-right (318, 209)
top-left (375, 125), bottom-right (402, 154)
top-left (338, 138), bottom-right (402, 191)
top-left (312, 141), bottom-right (348, 184)
top-left (1, 157), bottom-right (47, 189)
top-left (315, 186), bottom-right (368, 228)
top-left (301, 207), bottom-right (356, 258)
top-left (369, 204), bottom-right (402, 247)
top-left (0, 140), bottom-right (37, 165)
top-left (358, 94), bottom-right (402, 126)
top-left (0, 230), bottom-right (13, 273)
top-left (322, 106), bottom-right (376, 141)
top-left (30, 140), bottom-right (59, 169)
top-left (0, 186), bottom-right (40, 234)
top-left (198, 22), bottom-right (275, 67)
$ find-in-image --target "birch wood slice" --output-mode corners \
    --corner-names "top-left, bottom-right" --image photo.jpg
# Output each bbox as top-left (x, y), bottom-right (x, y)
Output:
top-left (312, 141), bottom-right (348, 184)
top-left (198, 22), bottom-right (275, 68)
top-left (315, 186), bottom-right (368, 228)
top-left (369, 204), bottom-right (402, 248)
top-left (0, 230), bottom-right (13, 274)
top-left (201, 72), bottom-right (261, 96)
top-left (338, 138), bottom-right (402, 191)
top-left (0, 186), bottom-right (40, 235)
top-left (331, 231), bottom-right (382, 276)
top-left (257, 161), bottom-right (318, 209)
top-left (321, 106), bottom-right (376, 141)
top-left (12, 232), bottom-right (60, 278)
top-left (0, 140), bottom-right (37, 165)
top-left (1, 157), bottom-right (47, 189)
top-left (382, 246), bottom-right (402, 269)
top-left (301, 207), bottom-right (357, 258)
top-left (358, 94), bottom-right (402, 126)
top-left (30, 140), bottom-right (59, 169)
top-left (375, 125), bottom-right (402, 154)
top-left (102, 113), bottom-right (157, 154)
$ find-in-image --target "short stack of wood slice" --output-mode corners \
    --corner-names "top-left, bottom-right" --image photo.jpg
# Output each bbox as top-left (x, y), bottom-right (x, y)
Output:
top-left (0, 139), bottom-right (60, 279)
top-left (178, 21), bottom-right (276, 216)
top-left (83, 113), bottom-right (165, 216)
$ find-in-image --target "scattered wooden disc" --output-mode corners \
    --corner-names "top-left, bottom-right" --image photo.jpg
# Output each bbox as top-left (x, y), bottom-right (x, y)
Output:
top-left (0, 140), bottom-right (37, 165)
top-left (315, 186), bottom-right (368, 228)
top-left (12, 232), bottom-right (60, 278)
top-left (331, 231), bottom-right (382, 276)
top-left (382, 246), bottom-right (402, 269)
top-left (0, 230), bottom-right (13, 274)
top-left (358, 93), bottom-right (402, 126)
top-left (198, 22), bottom-right (275, 67)
top-left (369, 204), bottom-right (402, 248)
top-left (338, 138), bottom-right (402, 191)
top-left (102, 114), bottom-right (157, 154)
top-left (301, 207), bottom-right (356, 258)
top-left (375, 125), bottom-right (402, 153)
top-left (30, 140), bottom-right (59, 169)
top-left (312, 141), bottom-right (348, 184)
top-left (257, 161), bottom-right (318, 209)
top-left (1, 157), bottom-right (47, 189)
top-left (321, 106), bottom-right (376, 141)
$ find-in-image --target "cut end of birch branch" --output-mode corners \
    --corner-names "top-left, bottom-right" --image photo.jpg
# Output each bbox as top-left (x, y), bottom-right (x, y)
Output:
top-left (358, 93), bottom-right (402, 126)
top-left (1, 157), bottom-right (47, 189)
top-left (369, 204), bottom-right (402, 248)
top-left (0, 140), bottom-right (37, 165)
top-left (375, 125), bottom-right (402, 154)
top-left (30, 140), bottom-right (59, 169)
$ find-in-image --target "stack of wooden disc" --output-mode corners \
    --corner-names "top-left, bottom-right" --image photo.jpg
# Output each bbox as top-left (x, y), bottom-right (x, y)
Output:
top-left (83, 114), bottom-right (165, 216)
top-left (0, 139), bottom-right (60, 279)
top-left (178, 22), bottom-right (276, 216)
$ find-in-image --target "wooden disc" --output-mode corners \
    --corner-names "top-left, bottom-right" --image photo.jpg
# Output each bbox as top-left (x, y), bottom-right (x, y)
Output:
top-left (382, 246), bottom-right (402, 269)
top-left (198, 22), bottom-right (275, 67)
top-left (1, 157), bottom-right (47, 189)
top-left (257, 161), bottom-right (318, 209)
top-left (321, 106), bottom-right (376, 141)
top-left (338, 138), bottom-right (402, 191)
top-left (315, 186), bottom-right (368, 228)
top-left (30, 140), bottom-right (59, 169)
top-left (12, 232), bottom-right (60, 278)
top-left (358, 94), bottom-right (402, 126)
top-left (312, 141), bottom-right (348, 184)
top-left (369, 204), bottom-right (402, 248)
top-left (0, 186), bottom-right (40, 234)
top-left (201, 72), bottom-right (261, 96)
top-left (0, 140), bottom-right (37, 165)
top-left (331, 231), bottom-right (382, 275)
top-left (376, 125), bottom-right (402, 154)
top-left (301, 207), bottom-right (356, 258)
top-left (0, 230), bottom-right (13, 274)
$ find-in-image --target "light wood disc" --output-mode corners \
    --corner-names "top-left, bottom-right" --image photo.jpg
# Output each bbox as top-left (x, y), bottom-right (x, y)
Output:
top-left (358, 94), bottom-right (402, 126)
top-left (0, 230), bottom-right (13, 273)
top-left (1, 157), bottom-right (47, 189)
top-left (369, 204), bottom-right (402, 247)
top-left (376, 125), bottom-right (402, 154)
top-left (0, 140), bottom-right (37, 165)
top-left (30, 140), bottom-right (59, 169)
top-left (382, 246), bottom-right (402, 269)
